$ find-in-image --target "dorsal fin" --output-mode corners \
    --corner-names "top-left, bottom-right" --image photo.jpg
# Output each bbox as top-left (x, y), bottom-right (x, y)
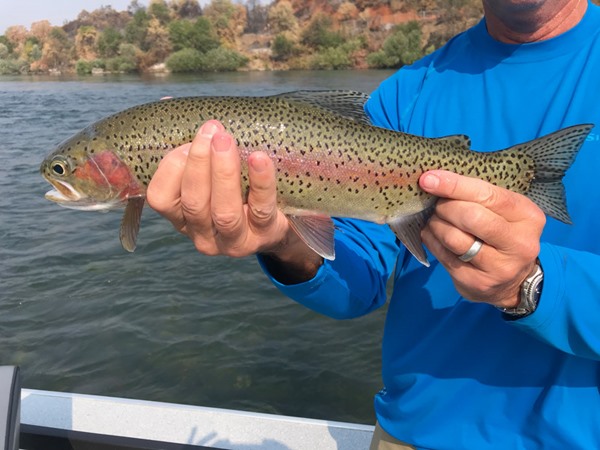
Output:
top-left (274, 90), bottom-right (372, 125)
top-left (437, 134), bottom-right (472, 150)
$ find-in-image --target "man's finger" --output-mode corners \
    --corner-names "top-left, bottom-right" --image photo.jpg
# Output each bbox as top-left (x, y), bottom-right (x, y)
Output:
top-left (432, 199), bottom-right (518, 250)
top-left (419, 170), bottom-right (538, 223)
top-left (146, 144), bottom-right (190, 232)
top-left (210, 131), bottom-right (246, 241)
top-left (246, 151), bottom-right (279, 229)
top-left (180, 121), bottom-right (223, 234)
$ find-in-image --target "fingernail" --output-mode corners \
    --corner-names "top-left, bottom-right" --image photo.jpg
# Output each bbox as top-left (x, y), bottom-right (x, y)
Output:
top-left (250, 155), bottom-right (268, 173)
top-left (200, 121), bottom-right (220, 137)
top-left (420, 173), bottom-right (439, 190)
top-left (181, 143), bottom-right (192, 156)
top-left (212, 133), bottom-right (231, 152)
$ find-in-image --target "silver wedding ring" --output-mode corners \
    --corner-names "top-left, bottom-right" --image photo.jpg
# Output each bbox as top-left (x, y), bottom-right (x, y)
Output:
top-left (458, 238), bottom-right (483, 262)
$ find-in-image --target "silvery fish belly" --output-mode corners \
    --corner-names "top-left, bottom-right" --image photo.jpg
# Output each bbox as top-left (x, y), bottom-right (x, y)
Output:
top-left (40, 90), bottom-right (593, 266)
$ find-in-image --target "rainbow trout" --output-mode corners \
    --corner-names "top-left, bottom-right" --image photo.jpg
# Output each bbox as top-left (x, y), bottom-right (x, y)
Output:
top-left (40, 91), bottom-right (592, 266)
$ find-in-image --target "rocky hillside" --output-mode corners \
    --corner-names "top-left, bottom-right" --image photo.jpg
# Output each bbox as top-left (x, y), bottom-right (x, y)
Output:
top-left (0, 0), bottom-right (489, 75)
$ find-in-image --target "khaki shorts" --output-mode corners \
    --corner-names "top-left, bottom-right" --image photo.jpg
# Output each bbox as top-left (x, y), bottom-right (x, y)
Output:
top-left (369, 422), bottom-right (416, 450)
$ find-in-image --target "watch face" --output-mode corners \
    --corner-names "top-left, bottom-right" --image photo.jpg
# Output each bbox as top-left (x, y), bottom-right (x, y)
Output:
top-left (501, 264), bottom-right (543, 317)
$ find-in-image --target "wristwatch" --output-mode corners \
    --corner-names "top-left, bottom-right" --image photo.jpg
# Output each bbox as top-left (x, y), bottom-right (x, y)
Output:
top-left (500, 263), bottom-right (544, 317)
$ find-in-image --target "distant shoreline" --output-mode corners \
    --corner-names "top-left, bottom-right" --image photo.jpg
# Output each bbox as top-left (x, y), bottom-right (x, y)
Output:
top-left (0, 1), bottom-right (485, 77)
top-left (0, 66), bottom-right (396, 79)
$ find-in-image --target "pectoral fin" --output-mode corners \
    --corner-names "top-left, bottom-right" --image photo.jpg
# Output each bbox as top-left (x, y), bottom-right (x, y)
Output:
top-left (287, 214), bottom-right (336, 261)
top-left (119, 197), bottom-right (145, 252)
top-left (388, 205), bottom-right (436, 267)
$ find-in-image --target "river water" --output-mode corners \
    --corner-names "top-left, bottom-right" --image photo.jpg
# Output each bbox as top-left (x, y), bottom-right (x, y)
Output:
top-left (0, 70), bottom-right (394, 424)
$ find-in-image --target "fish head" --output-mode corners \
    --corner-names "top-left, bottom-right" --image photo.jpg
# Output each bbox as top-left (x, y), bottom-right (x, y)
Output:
top-left (40, 129), bottom-right (143, 211)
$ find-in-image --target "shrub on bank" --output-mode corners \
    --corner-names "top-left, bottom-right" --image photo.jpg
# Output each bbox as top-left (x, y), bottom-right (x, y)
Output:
top-left (271, 34), bottom-right (297, 62)
top-left (0, 58), bottom-right (28, 74)
top-left (201, 47), bottom-right (248, 72)
top-left (166, 48), bottom-right (204, 72)
top-left (309, 47), bottom-right (352, 70)
top-left (166, 46), bottom-right (248, 73)
top-left (105, 56), bottom-right (138, 73)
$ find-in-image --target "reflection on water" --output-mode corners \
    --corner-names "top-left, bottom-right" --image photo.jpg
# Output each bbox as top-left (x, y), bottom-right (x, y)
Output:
top-left (0, 70), bottom-right (394, 424)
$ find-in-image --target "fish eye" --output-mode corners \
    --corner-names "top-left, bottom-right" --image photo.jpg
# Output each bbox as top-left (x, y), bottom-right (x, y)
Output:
top-left (50, 158), bottom-right (69, 177)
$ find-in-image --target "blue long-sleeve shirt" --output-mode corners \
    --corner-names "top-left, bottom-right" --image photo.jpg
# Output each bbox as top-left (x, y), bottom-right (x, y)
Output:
top-left (260, 2), bottom-right (600, 448)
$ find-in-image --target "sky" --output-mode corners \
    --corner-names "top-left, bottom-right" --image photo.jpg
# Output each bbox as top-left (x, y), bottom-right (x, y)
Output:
top-left (0, 0), bottom-right (132, 34)
top-left (0, 0), bottom-right (214, 35)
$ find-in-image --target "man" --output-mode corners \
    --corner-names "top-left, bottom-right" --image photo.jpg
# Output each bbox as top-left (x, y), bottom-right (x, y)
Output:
top-left (147, 0), bottom-right (600, 447)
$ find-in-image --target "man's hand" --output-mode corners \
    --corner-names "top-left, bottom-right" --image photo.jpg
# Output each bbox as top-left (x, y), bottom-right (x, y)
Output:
top-left (147, 120), bottom-right (322, 282)
top-left (419, 170), bottom-right (545, 308)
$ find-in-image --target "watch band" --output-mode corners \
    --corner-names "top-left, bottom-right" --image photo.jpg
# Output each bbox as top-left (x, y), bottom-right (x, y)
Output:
top-left (500, 263), bottom-right (544, 317)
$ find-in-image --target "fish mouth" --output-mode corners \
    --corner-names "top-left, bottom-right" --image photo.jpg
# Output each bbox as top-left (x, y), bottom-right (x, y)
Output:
top-left (45, 180), bottom-right (84, 203)
top-left (44, 180), bottom-right (123, 211)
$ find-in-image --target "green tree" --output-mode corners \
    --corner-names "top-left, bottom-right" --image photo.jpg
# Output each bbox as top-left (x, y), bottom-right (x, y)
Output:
top-left (0, 43), bottom-right (9, 59)
top-left (367, 21), bottom-right (423, 68)
top-left (271, 33), bottom-right (296, 61)
top-left (169, 0), bottom-right (202, 19)
top-left (301, 14), bottom-right (344, 50)
top-left (168, 17), bottom-right (220, 52)
top-left (125, 8), bottom-right (150, 50)
top-left (149, 0), bottom-right (172, 25)
top-left (128, 0), bottom-right (144, 14)
top-left (168, 19), bottom-right (194, 50)
top-left (115, 42), bottom-right (140, 72)
top-left (93, 42), bottom-right (141, 73)
top-left (204, 0), bottom-right (235, 24)
top-left (97, 27), bottom-right (123, 58)
top-left (22, 37), bottom-right (42, 62)
top-left (188, 17), bottom-right (220, 52)
top-left (0, 36), bottom-right (14, 56)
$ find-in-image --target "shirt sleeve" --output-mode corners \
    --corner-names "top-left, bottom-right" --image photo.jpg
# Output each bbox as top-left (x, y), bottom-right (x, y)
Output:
top-left (510, 242), bottom-right (600, 361)
top-left (257, 218), bottom-right (400, 319)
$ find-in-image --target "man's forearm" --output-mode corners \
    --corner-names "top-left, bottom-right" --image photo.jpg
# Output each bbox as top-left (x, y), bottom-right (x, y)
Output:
top-left (260, 229), bottom-right (323, 285)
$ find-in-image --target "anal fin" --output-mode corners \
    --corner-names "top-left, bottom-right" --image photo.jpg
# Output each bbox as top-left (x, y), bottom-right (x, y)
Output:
top-left (120, 197), bottom-right (145, 252)
top-left (287, 214), bottom-right (336, 260)
top-left (388, 205), bottom-right (436, 267)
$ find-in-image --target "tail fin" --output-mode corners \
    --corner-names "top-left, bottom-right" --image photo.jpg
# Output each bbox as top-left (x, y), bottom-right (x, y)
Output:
top-left (514, 124), bottom-right (593, 224)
